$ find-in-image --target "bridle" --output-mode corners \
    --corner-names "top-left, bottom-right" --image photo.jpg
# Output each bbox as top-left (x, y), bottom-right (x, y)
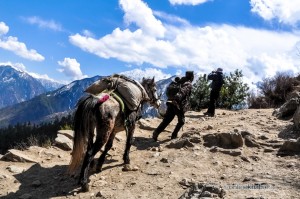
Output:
top-left (142, 78), bottom-right (161, 109)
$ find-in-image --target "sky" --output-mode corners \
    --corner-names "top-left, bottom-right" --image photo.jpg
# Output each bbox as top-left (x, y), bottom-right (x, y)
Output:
top-left (1, 0), bottom-right (300, 89)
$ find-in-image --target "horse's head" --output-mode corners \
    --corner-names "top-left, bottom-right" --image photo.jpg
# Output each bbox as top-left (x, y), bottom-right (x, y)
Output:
top-left (141, 77), bottom-right (161, 109)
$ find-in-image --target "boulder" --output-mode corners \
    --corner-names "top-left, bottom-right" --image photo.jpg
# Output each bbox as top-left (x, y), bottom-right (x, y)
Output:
top-left (203, 132), bottom-right (243, 149)
top-left (278, 138), bottom-right (300, 155)
top-left (1, 149), bottom-right (38, 163)
top-left (55, 134), bottom-right (73, 151)
top-left (244, 135), bottom-right (261, 148)
top-left (287, 90), bottom-right (300, 100)
top-left (57, 130), bottom-right (74, 140)
top-left (6, 165), bottom-right (25, 173)
top-left (209, 146), bottom-right (242, 156)
top-left (137, 119), bottom-right (156, 130)
top-left (166, 138), bottom-right (194, 149)
top-left (293, 105), bottom-right (300, 128)
top-left (272, 98), bottom-right (299, 118)
top-left (179, 182), bottom-right (226, 199)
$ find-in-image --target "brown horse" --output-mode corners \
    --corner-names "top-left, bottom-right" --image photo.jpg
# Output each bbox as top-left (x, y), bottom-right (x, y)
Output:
top-left (68, 77), bottom-right (160, 192)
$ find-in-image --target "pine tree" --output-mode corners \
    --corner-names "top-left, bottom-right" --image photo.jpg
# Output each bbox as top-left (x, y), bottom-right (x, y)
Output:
top-left (219, 69), bottom-right (249, 109)
top-left (189, 74), bottom-right (210, 111)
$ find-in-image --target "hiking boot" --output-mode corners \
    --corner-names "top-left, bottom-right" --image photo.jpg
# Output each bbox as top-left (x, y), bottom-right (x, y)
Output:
top-left (152, 131), bottom-right (159, 141)
top-left (171, 134), bottom-right (177, 139)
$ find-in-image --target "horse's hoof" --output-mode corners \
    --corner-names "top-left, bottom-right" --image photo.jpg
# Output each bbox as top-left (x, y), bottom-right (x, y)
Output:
top-left (90, 160), bottom-right (95, 168)
top-left (122, 164), bottom-right (139, 171)
top-left (81, 184), bottom-right (90, 192)
top-left (96, 167), bottom-right (102, 173)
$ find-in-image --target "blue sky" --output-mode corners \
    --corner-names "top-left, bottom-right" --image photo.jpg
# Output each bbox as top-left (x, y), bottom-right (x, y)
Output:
top-left (1, 0), bottom-right (300, 88)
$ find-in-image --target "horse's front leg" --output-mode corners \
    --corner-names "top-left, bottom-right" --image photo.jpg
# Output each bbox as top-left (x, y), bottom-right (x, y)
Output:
top-left (123, 123), bottom-right (135, 165)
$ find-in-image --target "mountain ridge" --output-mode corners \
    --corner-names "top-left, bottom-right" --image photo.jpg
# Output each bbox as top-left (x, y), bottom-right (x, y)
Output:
top-left (0, 65), bottom-right (63, 109)
top-left (0, 75), bottom-right (102, 127)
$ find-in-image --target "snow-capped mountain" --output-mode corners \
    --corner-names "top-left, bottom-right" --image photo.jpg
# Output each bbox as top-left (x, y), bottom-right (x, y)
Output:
top-left (0, 75), bottom-right (102, 127)
top-left (0, 65), bottom-right (47, 109)
top-left (34, 77), bottom-right (64, 92)
top-left (0, 65), bottom-right (64, 109)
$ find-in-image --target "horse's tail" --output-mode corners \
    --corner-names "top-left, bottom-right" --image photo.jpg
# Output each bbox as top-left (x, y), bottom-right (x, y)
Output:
top-left (68, 94), bottom-right (100, 174)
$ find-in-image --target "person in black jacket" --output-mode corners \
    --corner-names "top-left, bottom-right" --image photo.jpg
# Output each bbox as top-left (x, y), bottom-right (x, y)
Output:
top-left (204, 68), bottom-right (224, 117)
top-left (153, 71), bottom-right (194, 141)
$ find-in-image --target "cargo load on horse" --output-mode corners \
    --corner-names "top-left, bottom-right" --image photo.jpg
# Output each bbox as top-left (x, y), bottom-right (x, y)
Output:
top-left (85, 74), bottom-right (149, 111)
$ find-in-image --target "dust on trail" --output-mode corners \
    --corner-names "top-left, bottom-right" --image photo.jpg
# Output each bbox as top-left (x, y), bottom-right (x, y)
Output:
top-left (0, 109), bottom-right (299, 199)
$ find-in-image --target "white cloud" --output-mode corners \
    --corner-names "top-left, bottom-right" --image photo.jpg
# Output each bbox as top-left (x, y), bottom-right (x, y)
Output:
top-left (120, 68), bottom-right (171, 82)
top-left (249, 53), bottom-right (297, 77)
top-left (70, 28), bottom-right (176, 67)
top-left (250, 0), bottom-right (300, 26)
top-left (120, 0), bottom-right (166, 37)
top-left (169, 0), bottom-right (212, 6)
top-left (0, 36), bottom-right (45, 61)
top-left (0, 21), bottom-right (45, 61)
top-left (22, 16), bottom-right (63, 31)
top-left (0, 22), bottom-right (9, 35)
top-left (153, 11), bottom-right (191, 27)
top-left (82, 29), bottom-right (95, 38)
top-left (57, 58), bottom-right (87, 80)
top-left (70, 0), bottom-right (300, 88)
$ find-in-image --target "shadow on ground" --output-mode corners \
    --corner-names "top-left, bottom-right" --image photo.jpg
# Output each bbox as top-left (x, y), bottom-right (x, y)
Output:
top-left (133, 136), bottom-right (172, 150)
top-left (278, 124), bottom-right (300, 140)
top-left (133, 136), bottom-right (160, 150)
top-left (4, 164), bottom-right (78, 199)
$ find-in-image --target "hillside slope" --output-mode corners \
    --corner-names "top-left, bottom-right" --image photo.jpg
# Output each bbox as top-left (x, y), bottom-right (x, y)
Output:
top-left (0, 109), bottom-right (299, 199)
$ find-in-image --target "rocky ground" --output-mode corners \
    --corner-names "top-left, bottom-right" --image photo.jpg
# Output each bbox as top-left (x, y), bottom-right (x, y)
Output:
top-left (0, 109), bottom-right (299, 199)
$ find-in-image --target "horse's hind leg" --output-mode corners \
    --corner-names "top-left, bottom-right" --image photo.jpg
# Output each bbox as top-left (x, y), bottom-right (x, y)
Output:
top-left (79, 128), bottom-right (105, 192)
top-left (78, 131), bottom-right (93, 191)
top-left (123, 123), bottom-right (135, 165)
top-left (94, 117), bottom-right (115, 172)
top-left (96, 131), bottom-right (116, 172)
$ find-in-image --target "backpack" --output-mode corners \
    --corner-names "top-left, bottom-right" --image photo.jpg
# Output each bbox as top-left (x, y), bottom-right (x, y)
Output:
top-left (208, 72), bottom-right (224, 90)
top-left (166, 81), bottom-right (181, 100)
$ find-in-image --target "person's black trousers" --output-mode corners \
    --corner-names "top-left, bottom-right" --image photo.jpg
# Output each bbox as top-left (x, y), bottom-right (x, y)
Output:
top-left (153, 102), bottom-right (185, 139)
top-left (207, 89), bottom-right (220, 116)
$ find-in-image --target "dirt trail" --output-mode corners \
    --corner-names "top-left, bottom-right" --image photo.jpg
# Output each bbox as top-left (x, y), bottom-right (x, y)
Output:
top-left (0, 109), bottom-right (299, 199)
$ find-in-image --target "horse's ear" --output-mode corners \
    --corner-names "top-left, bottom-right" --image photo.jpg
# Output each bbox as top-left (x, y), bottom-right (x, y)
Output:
top-left (142, 77), bottom-right (145, 82)
top-left (152, 76), bottom-right (155, 83)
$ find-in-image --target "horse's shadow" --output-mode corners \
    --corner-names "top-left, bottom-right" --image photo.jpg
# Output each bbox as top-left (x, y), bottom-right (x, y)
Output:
top-left (4, 163), bottom-right (78, 199)
top-left (4, 136), bottom-right (170, 199)
top-left (133, 136), bottom-right (171, 150)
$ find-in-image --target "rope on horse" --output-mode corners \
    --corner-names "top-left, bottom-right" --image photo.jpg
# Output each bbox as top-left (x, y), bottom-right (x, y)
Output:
top-left (111, 92), bottom-right (125, 113)
top-left (111, 91), bottom-right (130, 137)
